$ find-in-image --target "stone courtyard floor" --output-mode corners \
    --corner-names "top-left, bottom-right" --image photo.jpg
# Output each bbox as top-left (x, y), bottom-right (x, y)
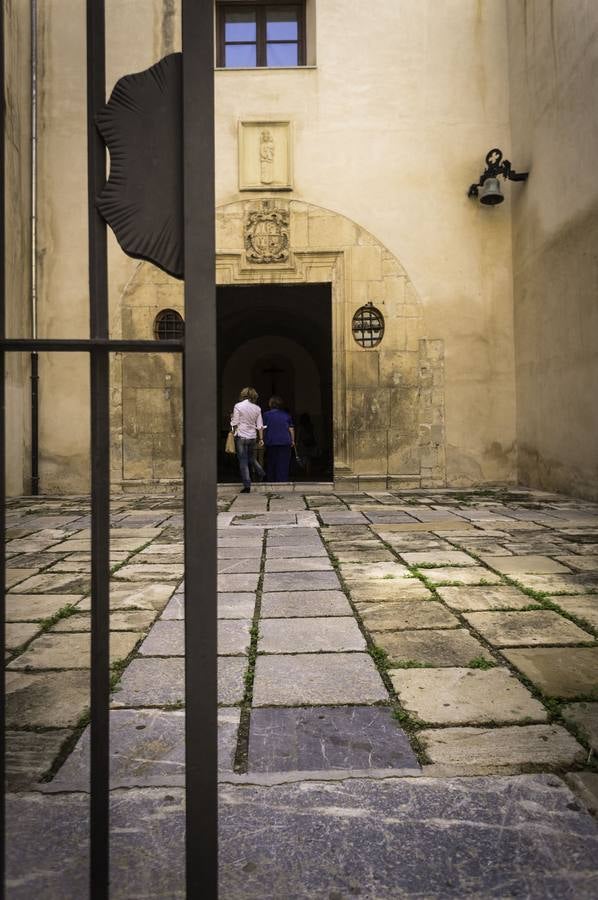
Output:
top-left (4, 486), bottom-right (598, 897)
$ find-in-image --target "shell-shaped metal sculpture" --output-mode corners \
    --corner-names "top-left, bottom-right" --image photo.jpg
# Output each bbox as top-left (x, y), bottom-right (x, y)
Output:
top-left (96, 53), bottom-right (184, 279)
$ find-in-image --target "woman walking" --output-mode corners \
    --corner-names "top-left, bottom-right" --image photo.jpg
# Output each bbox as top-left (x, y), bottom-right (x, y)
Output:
top-left (264, 396), bottom-right (295, 483)
top-left (230, 387), bottom-right (265, 493)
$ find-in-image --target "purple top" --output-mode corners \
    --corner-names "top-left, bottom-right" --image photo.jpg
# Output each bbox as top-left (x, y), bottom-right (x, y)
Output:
top-left (264, 409), bottom-right (294, 446)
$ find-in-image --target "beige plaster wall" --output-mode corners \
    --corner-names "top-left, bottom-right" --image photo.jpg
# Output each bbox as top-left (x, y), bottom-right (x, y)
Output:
top-left (507, 0), bottom-right (598, 500)
top-left (215, 0), bottom-right (517, 485)
top-left (28, 0), bottom-right (517, 491)
top-left (4, 0), bottom-right (32, 494)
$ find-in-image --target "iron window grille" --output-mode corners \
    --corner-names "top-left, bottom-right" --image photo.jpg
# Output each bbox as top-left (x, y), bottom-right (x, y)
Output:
top-left (352, 302), bottom-right (385, 349)
top-left (154, 308), bottom-right (185, 340)
top-left (217, 1), bottom-right (306, 68)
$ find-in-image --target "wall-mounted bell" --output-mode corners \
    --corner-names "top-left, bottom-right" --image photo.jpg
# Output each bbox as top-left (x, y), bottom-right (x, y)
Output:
top-left (479, 177), bottom-right (504, 205)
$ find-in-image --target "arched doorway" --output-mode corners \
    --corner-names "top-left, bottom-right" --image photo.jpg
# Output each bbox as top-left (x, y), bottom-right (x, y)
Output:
top-left (217, 283), bottom-right (333, 482)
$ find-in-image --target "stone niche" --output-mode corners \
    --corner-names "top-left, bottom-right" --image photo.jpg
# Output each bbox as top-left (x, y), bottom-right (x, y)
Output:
top-left (111, 199), bottom-right (445, 490)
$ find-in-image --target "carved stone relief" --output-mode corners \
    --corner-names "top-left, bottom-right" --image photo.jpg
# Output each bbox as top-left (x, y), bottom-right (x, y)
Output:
top-left (238, 120), bottom-right (292, 191)
top-left (244, 201), bottom-right (290, 264)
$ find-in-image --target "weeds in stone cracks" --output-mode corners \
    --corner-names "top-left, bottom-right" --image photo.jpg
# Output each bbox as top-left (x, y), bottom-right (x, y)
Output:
top-left (233, 530), bottom-right (267, 774)
top-left (40, 706), bottom-right (92, 783)
top-left (468, 656), bottom-right (497, 670)
top-left (368, 645), bottom-right (390, 671)
top-left (8, 603), bottom-right (80, 661)
top-left (110, 537), bottom-right (156, 575)
top-left (390, 659), bottom-right (434, 669)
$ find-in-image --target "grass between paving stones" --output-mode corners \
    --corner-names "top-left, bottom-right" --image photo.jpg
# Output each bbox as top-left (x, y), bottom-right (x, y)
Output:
top-left (232, 529), bottom-right (267, 775)
top-left (320, 529), bottom-right (431, 765)
top-left (6, 603), bottom-right (81, 663)
top-left (432, 532), bottom-right (598, 765)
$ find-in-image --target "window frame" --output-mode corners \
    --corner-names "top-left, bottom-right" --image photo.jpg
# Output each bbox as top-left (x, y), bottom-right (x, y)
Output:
top-left (217, 1), bottom-right (306, 69)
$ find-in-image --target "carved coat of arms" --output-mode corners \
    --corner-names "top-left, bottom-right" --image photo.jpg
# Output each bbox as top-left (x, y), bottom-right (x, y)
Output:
top-left (244, 206), bottom-right (289, 264)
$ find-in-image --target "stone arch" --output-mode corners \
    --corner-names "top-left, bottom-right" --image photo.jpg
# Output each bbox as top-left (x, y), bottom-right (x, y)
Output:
top-left (112, 199), bottom-right (445, 489)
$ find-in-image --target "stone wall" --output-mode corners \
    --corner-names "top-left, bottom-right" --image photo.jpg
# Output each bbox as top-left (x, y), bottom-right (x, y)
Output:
top-left (114, 200), bottom-right (445, 488)
top-left (508, 0), bottom-right (598, 500)
top-left (8, 1), bottom-right (520, 492)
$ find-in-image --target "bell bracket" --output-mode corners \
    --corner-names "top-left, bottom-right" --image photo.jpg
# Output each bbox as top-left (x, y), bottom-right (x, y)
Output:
top-left (468, 148), bottom-right (529, 199)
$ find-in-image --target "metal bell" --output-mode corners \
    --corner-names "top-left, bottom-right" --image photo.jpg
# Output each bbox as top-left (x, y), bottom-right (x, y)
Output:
top-left (479, 176), bottom-right (504, 205)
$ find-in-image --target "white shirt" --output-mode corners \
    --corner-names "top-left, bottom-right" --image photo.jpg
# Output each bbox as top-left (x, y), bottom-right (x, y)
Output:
top-left (231, 399), bottom-right (264, 439)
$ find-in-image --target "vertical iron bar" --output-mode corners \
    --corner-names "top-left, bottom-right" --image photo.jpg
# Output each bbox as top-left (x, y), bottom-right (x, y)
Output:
top-left (182, 0), bottom-right (218, 895)
top-left (0, 0), bottom-right (6, 892)
top-left (86, 1), bottom-right (110, 897)
top-left (30, 352), bottom-right (39, 494)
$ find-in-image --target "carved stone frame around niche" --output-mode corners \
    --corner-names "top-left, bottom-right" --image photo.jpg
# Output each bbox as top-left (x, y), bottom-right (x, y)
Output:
top-left (216, 248), bottom-right (351, 473)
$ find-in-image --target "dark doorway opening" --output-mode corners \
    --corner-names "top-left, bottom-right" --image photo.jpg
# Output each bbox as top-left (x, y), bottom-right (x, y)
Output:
top-left (217, 283), bottom-right (333, 482)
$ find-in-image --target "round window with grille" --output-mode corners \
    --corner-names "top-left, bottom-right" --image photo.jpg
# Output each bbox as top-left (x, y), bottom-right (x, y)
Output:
top-left (154, 309), bottom-right (185, 341)
top-left (352, 303), bottom-right (384, 348)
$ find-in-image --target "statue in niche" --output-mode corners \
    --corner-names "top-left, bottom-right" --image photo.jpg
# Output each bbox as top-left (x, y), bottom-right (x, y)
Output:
top-left (259, 129), bottom-right (275, 184)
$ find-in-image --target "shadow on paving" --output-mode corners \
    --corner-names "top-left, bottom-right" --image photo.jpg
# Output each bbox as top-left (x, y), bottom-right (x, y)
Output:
top-left (6, 775), bottom-right (598, 899)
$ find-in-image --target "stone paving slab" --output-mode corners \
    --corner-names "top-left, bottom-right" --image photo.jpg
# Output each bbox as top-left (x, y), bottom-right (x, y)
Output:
top-left (435, 584), bottom-right (533, 611)
top-left (339, 561), bottom-right (411, 582)
top-left (556, 555), bottom-right (598, 572)
top-left (264, 545), bottom-right (328, 558)
top-left (357, 599), bottom-right (459, 631)
top-left (502, 648), bottom-right (598, 698)
top-left (262, 570), bottom-right (340, 592)
top-left (421, 566), bottom-right (503, 586)
top-left (390, 667), bottom-right (547, 725)
top-left (420, 725), bottom-right (586, 773)
top-left (7, 777), bottom-right (598, 899)
top-left (349, 580), bottom-right (433, 602)
top-left (113, 563), bottom-right (184, 582)
top-left (401, 550), bottom-right (478, 567)
top-left (217, 573), bottom-right (260, 592)
top-left (6, 730), bottom-right (70, 790)
top-left (513, 573), bottom-right (598, 594)
top-left (78, 582), bottom-right (175, 612)
top-left (260, 590), bottom-right (352, 618)
top-left (217, 558), bottom-right (261, 574)
top-left (216, 547), bottom-right (262, 559)
top-left (481, 555), bottom-right (572, 574)
top-left (263, 557), bottom-right (332, 572)
top-left (216, 593), bottom-right (256, 620)
top-left (6, 670), bottom-right (90, 727)
top-left (371, 628), bottom-right (493, 666)
top-left (8, 631), bottom-right (141, 670)
top-left (248, 706), bottom-right (419, 773)
top-left (50, 610), bottom-right (157, 632)
top-left (561, 702), bottom-right (598, 751)
top-left (565, 772), bottom-right (598, 817)
top-left (550, 595), bottom-right (598, 629)
top-left (138, 619), bottom-right (251, 657)
top-left (463, 610), bottom-right (594, 647)
top-left (112, 656), bottom-right (246, 707)
top-left (6, 622), bottom-right (41, 650)
top-left (252, 653), bottom-right (387, 706)
top-left (50, 708), bottom-right (240, 788)
top-left (258, 617), bottom-right (366, 653)
top-left (9, 573), bottom-right (91, 594)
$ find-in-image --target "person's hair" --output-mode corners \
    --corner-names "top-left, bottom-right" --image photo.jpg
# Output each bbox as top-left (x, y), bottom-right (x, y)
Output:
top-left (239, 387), bottom-right (258, 403)
top-left (269, 395), bottom-right (284, 409)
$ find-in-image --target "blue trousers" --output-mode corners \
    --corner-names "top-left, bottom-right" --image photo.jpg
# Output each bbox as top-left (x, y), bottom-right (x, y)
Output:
top-left (266, 444), bottom-right (292, 482)
top-left (235, 437), bottom-right (265, 488)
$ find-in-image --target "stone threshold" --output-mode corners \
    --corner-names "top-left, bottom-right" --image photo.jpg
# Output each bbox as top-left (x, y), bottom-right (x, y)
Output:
top-left (37, 767), bottom-right (424, 793)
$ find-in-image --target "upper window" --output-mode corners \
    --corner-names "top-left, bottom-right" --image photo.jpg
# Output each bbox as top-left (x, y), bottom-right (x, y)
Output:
top-left (217, 2), bottom-right (306, 68)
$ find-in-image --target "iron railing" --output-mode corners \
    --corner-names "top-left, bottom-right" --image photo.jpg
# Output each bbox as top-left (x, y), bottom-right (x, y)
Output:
top-left (0, 0), bottom-right (217, 896)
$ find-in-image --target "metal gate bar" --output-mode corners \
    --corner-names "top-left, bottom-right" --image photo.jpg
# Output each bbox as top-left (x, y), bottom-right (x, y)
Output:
top-left (86, 1), bottom-right (110, 895)
top-left (0, 0), bottom-right (217, 896)
top-left (0, 0), bottom-right (6, 892)
top-left (182, 1), bottom-right (218, 893)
